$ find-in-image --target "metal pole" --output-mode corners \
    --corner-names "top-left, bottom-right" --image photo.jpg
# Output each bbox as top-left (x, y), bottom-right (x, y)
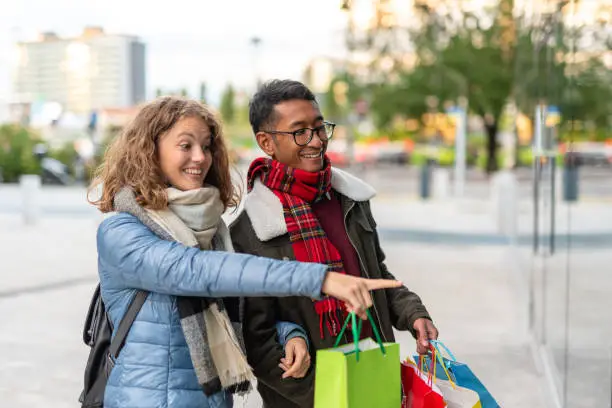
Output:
top-left (454, 106), bottom-right (467, 197)
top-left (341, 2), bottom-right (355, 169)
top-left (250, 37), bottom-right (262, 90)
top-left (533, 158), bottom-right (540, 254)
top-left (550, 154), bottom-right (556, 255)
top-left (533, 105), bottom-right (544, 254)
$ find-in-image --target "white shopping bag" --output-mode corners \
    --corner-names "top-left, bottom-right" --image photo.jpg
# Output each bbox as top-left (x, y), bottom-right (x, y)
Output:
top-left (436, 379), bottom-right (482, 408)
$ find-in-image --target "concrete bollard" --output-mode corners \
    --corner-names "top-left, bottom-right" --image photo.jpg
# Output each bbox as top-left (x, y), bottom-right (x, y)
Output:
top-left (563, 165), bottom-right (579, 202)
top-left (432, 168), bottom-right (451, 200)
top-left (20, 174), bottom-right (41, 225)
top-left (419, 160), bottom-right (433, 200)
top-left (490, 170), bottom-right (519, 238)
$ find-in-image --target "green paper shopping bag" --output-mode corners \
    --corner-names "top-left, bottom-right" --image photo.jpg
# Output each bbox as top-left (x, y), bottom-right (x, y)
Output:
top-left (314, 310), bottom-right (401, 408)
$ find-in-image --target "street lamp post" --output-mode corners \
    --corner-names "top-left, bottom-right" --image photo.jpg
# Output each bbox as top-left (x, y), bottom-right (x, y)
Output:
top-left (454, 97), bottom-right (468, 198)
top-left (250, 36), bottom-right (262, 90)
top-left (340, 1), bottom-right (356, 169)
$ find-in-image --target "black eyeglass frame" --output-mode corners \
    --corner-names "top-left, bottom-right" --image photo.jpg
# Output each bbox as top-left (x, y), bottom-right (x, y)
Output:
top-left (261, 121), bottom-right (336, 146)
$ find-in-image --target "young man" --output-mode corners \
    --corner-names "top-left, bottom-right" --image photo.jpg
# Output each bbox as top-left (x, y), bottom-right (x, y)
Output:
top-left (230, 79), bottom-right (438, 407)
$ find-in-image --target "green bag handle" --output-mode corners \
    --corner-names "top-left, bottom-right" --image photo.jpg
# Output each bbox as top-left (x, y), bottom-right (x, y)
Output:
top-left (333, 309), bottom-right (386, 362)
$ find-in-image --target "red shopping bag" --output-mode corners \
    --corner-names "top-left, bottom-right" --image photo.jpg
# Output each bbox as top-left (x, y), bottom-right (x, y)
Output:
top-left (401, 359), bottom-right (446, 408)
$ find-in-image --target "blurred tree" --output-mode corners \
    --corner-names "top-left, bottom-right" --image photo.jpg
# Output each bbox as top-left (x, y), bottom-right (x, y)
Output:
top-left (155, 88), bottom-right (164, 98)
top-left (220, 84), bottom-right (236, 124)
top-left (234, 91), bottom-right (251, 127)
top-left (48, 142), bottom-right (78, 176)
top-left (513, 5), bottom-right (612, 131)
top-left (179, 88), bottom-right (189, 98)
top-left (359, 0), bottom-right (612, 172)
top-left (0, 125), bottom-right (42, 182)
top-left (405, 0), bottom-right (515, 173)
top-left (324, 78), bottom-right (343, 123)
top-left (323, 72), bottom-right (363, 123)
top-left (199, 82), bottom-right (207, 104)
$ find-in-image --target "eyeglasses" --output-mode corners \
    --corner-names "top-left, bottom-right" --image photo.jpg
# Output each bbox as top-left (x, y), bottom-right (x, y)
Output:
top-left (262, 121), bottom-right (336, 147)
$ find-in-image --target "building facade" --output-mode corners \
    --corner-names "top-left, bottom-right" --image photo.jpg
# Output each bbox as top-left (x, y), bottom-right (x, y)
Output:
top-left (12, 27), bottom-right (146, 115)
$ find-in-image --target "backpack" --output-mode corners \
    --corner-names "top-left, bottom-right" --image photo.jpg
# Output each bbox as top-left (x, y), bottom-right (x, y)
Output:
top-left (79, 284), bottom-right (148, 407)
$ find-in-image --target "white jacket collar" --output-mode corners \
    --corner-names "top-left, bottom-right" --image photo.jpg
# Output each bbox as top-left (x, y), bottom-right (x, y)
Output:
top-left (244, 167), bottom-right (376, 242)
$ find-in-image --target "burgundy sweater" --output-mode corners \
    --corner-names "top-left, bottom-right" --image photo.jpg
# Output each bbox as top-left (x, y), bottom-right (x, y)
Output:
top-left (312, 190), bottom-right (373, 339)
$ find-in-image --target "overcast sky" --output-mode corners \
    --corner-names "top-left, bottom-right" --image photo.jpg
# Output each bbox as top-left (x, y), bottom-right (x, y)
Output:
top-left (0, 0), bottom-right (353, 106)
top-left (2, 0), bottom-right (600, 108)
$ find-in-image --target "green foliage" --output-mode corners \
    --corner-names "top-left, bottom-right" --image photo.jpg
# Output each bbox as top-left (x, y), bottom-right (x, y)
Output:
top-left (323, 80), bottom-right (343, 123)
top-left (358, 128), bottom-right (417, 142)
top-left (48, 142), bottom-right (79, 176)
top-left (410, 139), bottom-right (489, 168)
top-left (0, 125), bottom-right (42, 182)
top-left (347, 0), bottom-right (612, 173)
top-left (369, 70), bottom-right (429, 129)
top-left (410, 149), bottom-right (427, 166)
top-left (560, 128), bottom-right (611, 142)
top-left (438, 147), bottom-right (455, 167)
top-left (220, 84), bottom-right (236, 124)
top-left (517, 146), bottom-right (533, 167)
top-left (476, 148), bottom-right (504, 170)
top-left (410, 146), bottom-right (455, 167)
top-left (199, 82), bottom-right (207, 104)
top-left (323, 73), bottom-right (363, 123)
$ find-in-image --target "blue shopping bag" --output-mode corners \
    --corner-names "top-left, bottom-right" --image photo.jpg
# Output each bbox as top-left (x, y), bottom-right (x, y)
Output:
top-left (415, 340), bottom-right (500, 408)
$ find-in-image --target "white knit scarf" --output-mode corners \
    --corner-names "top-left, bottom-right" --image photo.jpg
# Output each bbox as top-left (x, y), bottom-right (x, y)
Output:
top-left (144, 185), bottom-right (255, 394)
top-left (145, 186), bottom-right (225, 249)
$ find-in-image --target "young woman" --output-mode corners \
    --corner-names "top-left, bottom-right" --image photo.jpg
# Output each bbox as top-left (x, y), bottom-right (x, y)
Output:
top-left (88, 96), bottom-right (400, 408)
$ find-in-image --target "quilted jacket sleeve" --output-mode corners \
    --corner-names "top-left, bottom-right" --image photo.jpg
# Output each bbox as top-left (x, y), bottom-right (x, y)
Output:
top-left (276, 321), bottom-right (309, 349)
top-left (97, 213), bottom-right (327, 298)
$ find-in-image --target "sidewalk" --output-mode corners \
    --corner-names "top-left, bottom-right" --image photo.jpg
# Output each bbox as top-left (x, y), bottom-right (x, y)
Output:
top-left (0, 203), bottom-right (549, 408)
top-left (388, 243), bottom-right (546, 407)
top-left (372, 196), bottom-right (612, 235)
top-left (3, 183), bottom-right (610, 236)
top-left (0, 214), bottom-right (100, 295)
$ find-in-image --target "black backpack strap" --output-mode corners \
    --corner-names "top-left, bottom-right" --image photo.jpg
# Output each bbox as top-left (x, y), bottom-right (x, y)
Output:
top-left (109, 290), bottom-right (148, 359)
top-left (83, 284), bottom-right (102, 345)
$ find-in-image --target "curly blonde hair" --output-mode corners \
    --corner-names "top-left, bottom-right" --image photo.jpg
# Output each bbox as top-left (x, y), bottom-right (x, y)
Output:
top-left (89, 96), bottom-right (240, 212)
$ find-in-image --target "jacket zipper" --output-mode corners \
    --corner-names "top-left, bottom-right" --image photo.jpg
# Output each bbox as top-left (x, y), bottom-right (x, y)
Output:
top-left (343, 201), bottom-right (388, 343)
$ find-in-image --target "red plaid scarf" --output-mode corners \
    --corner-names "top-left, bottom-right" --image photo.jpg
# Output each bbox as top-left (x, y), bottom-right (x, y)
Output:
top-left (247, 156), bottom-right (346, 339)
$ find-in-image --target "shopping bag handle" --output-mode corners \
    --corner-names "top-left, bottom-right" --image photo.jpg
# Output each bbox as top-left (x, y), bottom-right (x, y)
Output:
top-left (430, 340), bottom-right (457, 362)
top-left (419, 343), bottom-right (457, 389)
top-left (429, 340), bottom-right (458, 377)
top-left (418, 343), bottom-right (437, 385)
top-left (333, 309), bottom-right (386, 362)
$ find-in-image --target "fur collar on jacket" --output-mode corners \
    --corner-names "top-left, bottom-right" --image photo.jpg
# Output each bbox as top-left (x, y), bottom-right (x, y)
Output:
top-left (243, 167), bottom-right (376, 242)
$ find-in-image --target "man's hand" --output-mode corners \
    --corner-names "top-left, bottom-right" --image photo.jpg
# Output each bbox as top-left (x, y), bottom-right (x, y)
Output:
top-left (413, 318), bottom-right (438, 355)
top-left (279, 337), bottom-right (311, 379)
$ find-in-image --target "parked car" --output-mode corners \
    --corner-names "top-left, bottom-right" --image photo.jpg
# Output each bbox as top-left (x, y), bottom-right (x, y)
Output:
top-left (41, 157), bottom-right (71, 185)
top-left (562, 142), bottom-right (612, 167)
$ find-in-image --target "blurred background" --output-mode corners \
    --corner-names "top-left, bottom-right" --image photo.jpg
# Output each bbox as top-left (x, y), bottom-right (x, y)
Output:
top-left (1, 0), bottom-right (611, 407)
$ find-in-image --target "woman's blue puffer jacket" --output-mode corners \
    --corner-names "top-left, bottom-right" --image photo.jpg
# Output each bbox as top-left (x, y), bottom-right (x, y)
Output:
top-left (98, 213), bottom-right (326, 408)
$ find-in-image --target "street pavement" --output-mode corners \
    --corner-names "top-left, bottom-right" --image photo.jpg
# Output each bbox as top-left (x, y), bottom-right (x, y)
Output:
top-left (1, 167), bottom-right (610, 407)
top-left (0, 217), bottom-right (549, 408)
top-left (350, 164), bottom-right (612, 201)
top-left (0, 164), bottom-right (611, 218)
top-left (0, 216), bottom-right (550, 407)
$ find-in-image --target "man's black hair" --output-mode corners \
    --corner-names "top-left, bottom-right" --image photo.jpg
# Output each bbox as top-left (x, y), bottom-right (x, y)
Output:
top-left (248, 79), bottom-right (317, 134)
